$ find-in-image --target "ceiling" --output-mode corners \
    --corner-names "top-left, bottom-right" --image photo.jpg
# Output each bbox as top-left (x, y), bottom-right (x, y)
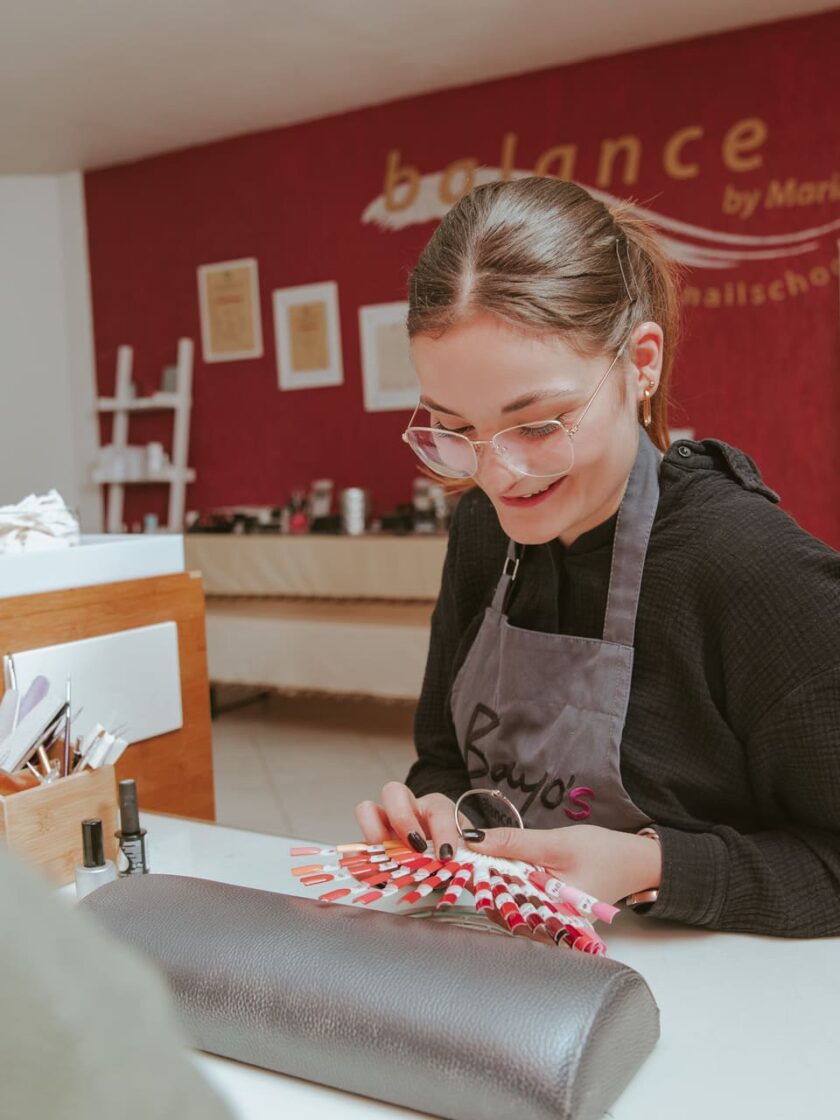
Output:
top-left (1, 0), bottom-right (834, 174)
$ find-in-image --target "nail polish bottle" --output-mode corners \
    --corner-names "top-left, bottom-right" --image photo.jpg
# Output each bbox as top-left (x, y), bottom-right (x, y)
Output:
top-left (115, 779), bottom-right (149, 876)
top-left (75, 818), bottom-right (117, 900)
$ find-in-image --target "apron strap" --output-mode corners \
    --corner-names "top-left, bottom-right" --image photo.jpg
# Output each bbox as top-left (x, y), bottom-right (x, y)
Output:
top-left (490, 538), bottom-right (523, 613)
top-left (488, 431), bottom-right (660, 637)
top-left (602, 430), bottom-right (662, 647)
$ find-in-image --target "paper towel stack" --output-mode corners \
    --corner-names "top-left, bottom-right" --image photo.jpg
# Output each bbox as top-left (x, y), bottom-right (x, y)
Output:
top-left (0, 491), bottom-right (80, 555)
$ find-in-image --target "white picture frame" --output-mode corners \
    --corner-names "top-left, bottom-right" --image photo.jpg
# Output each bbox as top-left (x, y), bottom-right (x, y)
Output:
top-left (273, 281), bottom-right (343, 391)
top-left (197, 257), bottom-right (263, 363)
top-left (358, 302), bottom-right (417, 412)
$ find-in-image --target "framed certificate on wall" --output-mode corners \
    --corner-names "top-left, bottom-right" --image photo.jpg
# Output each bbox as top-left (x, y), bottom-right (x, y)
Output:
top-left (358, 302), bottom-right (416, 412)
top-left (273, 281), bottom-right (344, 391)
top-left (197, 258), bottom-right (264, 363)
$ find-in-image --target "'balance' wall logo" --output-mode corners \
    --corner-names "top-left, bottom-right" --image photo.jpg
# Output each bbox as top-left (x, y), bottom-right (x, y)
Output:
top-left (362, 120), bottom-right (840, 311)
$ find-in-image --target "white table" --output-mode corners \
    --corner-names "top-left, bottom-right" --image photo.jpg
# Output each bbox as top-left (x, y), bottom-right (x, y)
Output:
top-left (138, 811), bottom-right (838, 1120)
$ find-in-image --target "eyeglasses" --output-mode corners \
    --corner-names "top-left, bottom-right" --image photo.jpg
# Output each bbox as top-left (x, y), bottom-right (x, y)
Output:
top-left (401, 339), bottom-right (630, 480)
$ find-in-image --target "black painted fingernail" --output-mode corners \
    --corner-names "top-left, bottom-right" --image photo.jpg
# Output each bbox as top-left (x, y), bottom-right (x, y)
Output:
top-left (408, 831), bottom-right (427, 853)
top-left (462, 829), bottom-right (485, 842)
top-left (439, 843), bottom-right (453, 861)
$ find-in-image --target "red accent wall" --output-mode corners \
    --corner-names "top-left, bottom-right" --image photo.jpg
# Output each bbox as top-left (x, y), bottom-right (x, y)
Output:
top-left (85, 10), bottom-right (840, 545)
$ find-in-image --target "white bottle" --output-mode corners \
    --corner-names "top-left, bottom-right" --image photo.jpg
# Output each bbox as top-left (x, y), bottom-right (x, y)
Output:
top-left (147, 441), bottom-right (165, 476)
top-left (75, 818), bottom-right (117, 900)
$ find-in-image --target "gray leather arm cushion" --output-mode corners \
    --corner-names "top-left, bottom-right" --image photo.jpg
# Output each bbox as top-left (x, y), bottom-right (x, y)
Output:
top-left (82, 874), bottom-right (659, 1120)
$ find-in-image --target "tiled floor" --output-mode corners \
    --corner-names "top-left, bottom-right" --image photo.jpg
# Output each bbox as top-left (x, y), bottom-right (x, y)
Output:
top-left (211, 691), bottom-right (418, 842)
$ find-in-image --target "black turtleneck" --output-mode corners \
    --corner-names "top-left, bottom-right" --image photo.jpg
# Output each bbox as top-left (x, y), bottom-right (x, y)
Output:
top-left (407, 439), bottom-right (840, 937)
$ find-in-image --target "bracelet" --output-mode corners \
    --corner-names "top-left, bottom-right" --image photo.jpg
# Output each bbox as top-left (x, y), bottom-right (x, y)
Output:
top-left (623, 827), bottom-right (661, 911)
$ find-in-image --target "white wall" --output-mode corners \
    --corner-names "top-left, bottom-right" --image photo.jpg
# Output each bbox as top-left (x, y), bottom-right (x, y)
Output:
top-left (0, 172), bottom-right (102, 530)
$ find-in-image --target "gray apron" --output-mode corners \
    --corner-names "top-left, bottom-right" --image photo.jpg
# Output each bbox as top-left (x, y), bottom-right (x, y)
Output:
top-left (450, 431), bottom-right (661, 832)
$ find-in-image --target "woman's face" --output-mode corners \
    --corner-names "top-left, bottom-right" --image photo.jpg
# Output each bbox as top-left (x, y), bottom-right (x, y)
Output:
top-left (410, 313), bottom-right (662, 546)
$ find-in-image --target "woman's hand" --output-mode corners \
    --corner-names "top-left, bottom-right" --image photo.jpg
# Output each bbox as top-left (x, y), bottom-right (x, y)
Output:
top-left (355, 782), bottom-right (465, 860)
top-left (462, 823), bottom-right (662, 905)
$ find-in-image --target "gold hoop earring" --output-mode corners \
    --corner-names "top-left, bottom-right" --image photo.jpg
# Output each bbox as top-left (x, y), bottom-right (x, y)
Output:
top-left (641, 382), bottom-right (654, 429)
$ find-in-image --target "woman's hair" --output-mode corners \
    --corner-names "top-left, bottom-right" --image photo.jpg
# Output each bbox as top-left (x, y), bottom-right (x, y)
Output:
top-left (407, 177), bottom-right (682, 452)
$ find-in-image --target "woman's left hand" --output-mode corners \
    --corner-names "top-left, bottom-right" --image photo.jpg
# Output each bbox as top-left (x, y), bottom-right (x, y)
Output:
top-left (463, 823), bottom-right (662, 905)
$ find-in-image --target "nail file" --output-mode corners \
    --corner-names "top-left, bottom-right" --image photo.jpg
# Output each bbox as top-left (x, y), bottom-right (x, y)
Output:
top-left (17, 676), bottom-right (49, 723)
top-left (0, 689), bottom-right (20, 745)
top-left (0, 697), bottom-right (65, 773)
top-left (103, 736), bottom-right (129, 766)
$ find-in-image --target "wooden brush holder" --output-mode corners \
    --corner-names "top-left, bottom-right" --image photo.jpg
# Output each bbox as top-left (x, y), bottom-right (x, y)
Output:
top-left (0, 765), bottom-right (118, 885)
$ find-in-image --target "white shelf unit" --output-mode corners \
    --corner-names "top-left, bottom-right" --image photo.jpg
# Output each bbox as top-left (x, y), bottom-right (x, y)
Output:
top-left (95, 338), bottom-right (195, 533)
top-left (97, 392), bottom-right (182, 412)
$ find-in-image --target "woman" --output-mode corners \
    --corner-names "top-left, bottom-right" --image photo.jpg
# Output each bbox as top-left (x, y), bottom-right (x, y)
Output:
top-left (355, 177), bottom-right (840, 935)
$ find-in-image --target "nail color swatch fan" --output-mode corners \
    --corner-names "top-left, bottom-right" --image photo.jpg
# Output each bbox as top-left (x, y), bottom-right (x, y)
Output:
top-left (290, 840), bottom-right (619, 954)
